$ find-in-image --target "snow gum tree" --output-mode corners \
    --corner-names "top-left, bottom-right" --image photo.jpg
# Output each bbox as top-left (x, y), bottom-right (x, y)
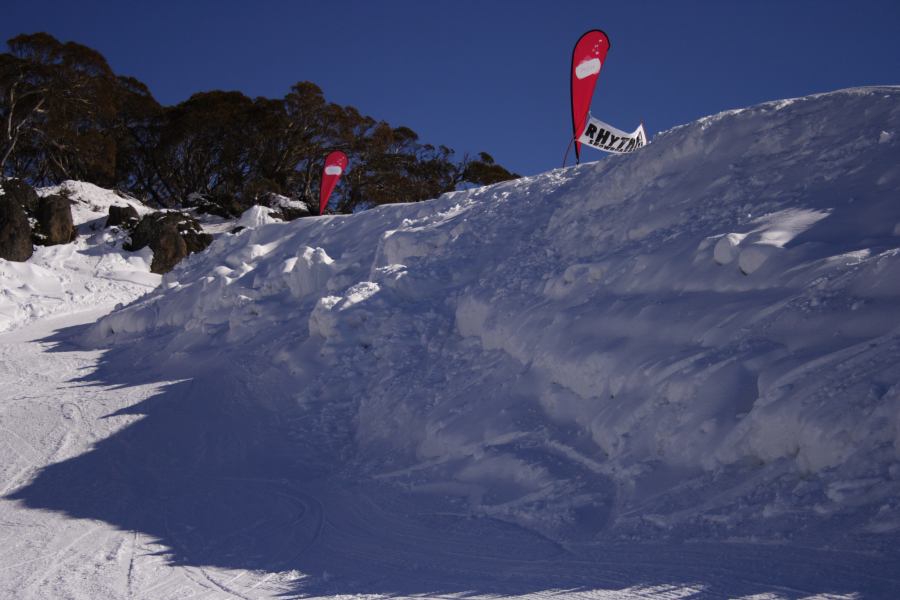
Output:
top-left (1, 32), bottom-right (518, 215)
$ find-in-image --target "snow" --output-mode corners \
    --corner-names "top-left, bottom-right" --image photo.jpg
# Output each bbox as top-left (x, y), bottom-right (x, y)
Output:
top-left (38, 180), bottom-right (152, 227)
top-left (88, 85), bottom-right (900, 540)
top-left (2, 87), bottom-right (900, 597)
top-left (0, 181), bottom-right (159, 332)
top-left (268, 193), bottom-right (310, 211)
top-left (235, 204), bottom-right (281, 229)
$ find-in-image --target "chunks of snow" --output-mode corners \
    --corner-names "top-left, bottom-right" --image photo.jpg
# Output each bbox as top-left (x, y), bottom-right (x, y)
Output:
top-left (284, 246), bottom-right (335, 298)
top-left (712, 209), bottom-right (830, 274)
top-left (235, 205), bottom-right (280, 229)
top-left (82, 87), bottom-right (900, 543)
top-left (309, 294), bottom-right (343, 339)
top-left (749, 208), bottom-right (830, 248)
top-left (737, 243), bottom-right (780, 274)
top-left (713, 233), bottom-right (746, 265)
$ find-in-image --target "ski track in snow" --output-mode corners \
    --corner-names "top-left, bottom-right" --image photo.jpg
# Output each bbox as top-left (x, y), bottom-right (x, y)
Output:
top-left (2, 88), bottom-right (900, 598)
top-left (2, 310), bottom-right (898, 598)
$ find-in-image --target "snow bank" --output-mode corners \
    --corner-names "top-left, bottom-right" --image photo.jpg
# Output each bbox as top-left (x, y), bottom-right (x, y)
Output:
top-left (39, 180), bottom-right (153, 229)
top-left (0, 181), bottom-right (159, 332)
top-left (235, 204), bottom-right (281, 229)
top-left (88, 87), bottom-right (900, 544)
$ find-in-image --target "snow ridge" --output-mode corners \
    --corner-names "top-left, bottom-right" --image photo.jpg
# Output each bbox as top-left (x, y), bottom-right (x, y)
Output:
top-left (88, 87), bottom-right (900, 547)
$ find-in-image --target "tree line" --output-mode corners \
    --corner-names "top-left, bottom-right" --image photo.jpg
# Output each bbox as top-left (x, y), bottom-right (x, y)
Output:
top-left (1, 33), bottom-right (517, 215)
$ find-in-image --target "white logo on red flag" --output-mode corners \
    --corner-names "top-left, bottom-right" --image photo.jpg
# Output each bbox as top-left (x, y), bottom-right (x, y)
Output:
top-left (319, 151), bottom-right (348, 215)
top-left (571, 30), bottom-right (611, 163)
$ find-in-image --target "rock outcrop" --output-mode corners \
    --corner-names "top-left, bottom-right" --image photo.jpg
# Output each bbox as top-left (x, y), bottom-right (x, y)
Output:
top-left (1, 179), bottom-right (39, 214)
top-left (106, 205), bottom-right (140, 228)
top-left (263, 193), bottom-right (312, 222)
top-left (34, 195), bottom-right (76, 245)
top-left (0, 193), bottom-right (34, 262)
top-left (126, 212), bottom-right (213, 274)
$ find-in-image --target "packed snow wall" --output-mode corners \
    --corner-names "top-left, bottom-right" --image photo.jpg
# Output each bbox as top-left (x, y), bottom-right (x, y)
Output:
top-left (88, 87), bottom-right (900, 546)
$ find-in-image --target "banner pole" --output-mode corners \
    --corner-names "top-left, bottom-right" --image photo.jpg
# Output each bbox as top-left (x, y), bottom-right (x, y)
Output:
top-left (562, 137), bottom-right (575, 168)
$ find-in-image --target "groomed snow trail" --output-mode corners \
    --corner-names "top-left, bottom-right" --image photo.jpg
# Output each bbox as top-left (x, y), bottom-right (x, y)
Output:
top-left (2, 311), bottom-right (899, 599)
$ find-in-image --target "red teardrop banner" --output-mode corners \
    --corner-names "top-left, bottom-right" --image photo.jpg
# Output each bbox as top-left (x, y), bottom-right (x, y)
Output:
top-left (319, 151), bottom-right (348, 215)
top-left (571, 30), bottom-right (610, 163)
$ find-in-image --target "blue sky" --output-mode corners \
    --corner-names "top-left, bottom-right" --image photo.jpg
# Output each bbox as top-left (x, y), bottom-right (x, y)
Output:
top-left (3, 0), bottom-right (898, 176)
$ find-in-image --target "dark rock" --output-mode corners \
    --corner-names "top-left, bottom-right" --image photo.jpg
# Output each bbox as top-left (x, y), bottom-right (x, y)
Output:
top-left (260, 193), bottom-right (312, 222)
top-left (126, 211), bottom-right (213, 274)
top-left (183, 228), bottom-right (213, 255)
top-left (151, 227), bottom-right (188, 275)
top-left (188, 192), bottom-right (245, 219)
top-left (106, 205), bottom-right (140, 228)
top-left (1, 179), bottom-right (39, 213)
top-left (127, 212), bottom-right (202, 252)
top-left (34, 195), bottom-right (76, 246)
top-left (275, 206), bottom-right (312, 222)
top-left (0, 195), bottom-right (34, 262)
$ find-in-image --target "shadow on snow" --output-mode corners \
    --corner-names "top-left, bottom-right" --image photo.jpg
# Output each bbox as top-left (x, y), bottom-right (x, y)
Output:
top-left (8, 320), bottom-right (899, 599)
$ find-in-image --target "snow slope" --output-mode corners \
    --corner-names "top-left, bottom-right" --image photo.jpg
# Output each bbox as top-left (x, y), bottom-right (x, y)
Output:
top-left (4, 87), bottom-right (900, 598)
top-left (0, 181), bottom-right (159, 332)
top-left (88, 87), bottom-right (900, 544)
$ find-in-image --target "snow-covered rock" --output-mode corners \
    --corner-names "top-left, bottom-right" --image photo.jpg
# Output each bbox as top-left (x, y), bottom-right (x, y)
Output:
top-left (0, 181), bottom-right (159, 332)
top-left (235, 204), bottom-right (281, 229)
top-left (87, 87), bottom-right (900, 545)
top-left (39, 180), bottom-right (152, 231)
